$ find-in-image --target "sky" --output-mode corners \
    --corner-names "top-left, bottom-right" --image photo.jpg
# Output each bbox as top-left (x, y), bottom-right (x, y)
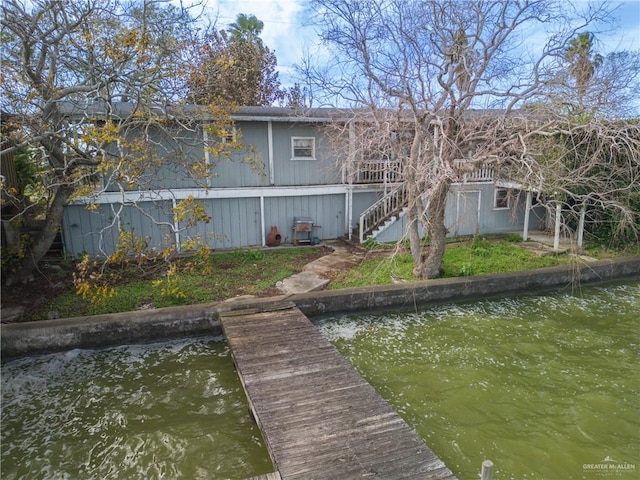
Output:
top-left (194, 0), bottom-right (640, 93)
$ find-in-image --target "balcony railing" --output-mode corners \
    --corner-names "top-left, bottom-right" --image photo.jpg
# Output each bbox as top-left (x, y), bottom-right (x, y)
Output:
top-left (453, 160), bottom-right (494, 183)
top-left (353, 159), bottom-right (493, 184)
top-left (353, 160), bottom-right (402, 184)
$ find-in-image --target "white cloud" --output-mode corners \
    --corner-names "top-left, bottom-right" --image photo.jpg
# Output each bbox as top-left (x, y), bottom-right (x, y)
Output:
top-left (185, 0), bottom-right (639, 96)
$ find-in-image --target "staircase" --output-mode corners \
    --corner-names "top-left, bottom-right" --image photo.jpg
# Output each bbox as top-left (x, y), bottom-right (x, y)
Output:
top-left (359, 183), bottom-right (408, 243)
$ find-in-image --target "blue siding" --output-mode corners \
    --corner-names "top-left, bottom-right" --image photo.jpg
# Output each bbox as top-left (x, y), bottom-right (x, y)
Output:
top-left (271, 123), bottom-right (341, 186)
top-left (208, 121), bottom-right (269, 188)
top-left (207, 198), bottom-right (262, 249)
top-left (63, 201), bottom-right (174, 257)
top-left (372, 184), bottom-right (543, 243)
top-left (63, 111), bottom-right (549, 256)
top-left (104, 126), bottom-right (202, 191)
top-left (264, 194), bottom-right (345, 243)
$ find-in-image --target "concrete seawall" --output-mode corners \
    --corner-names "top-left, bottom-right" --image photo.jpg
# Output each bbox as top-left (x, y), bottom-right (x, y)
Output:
top-left (2, 257), bottom-right (639, 359)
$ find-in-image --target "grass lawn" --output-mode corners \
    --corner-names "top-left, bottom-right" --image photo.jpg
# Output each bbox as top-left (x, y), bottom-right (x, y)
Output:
top-left (3, 237), bottom-right (636, 322)
top-left (21, 247), bottom-right (328, 321)
top-left (327, 236), bottom-right (625, 289)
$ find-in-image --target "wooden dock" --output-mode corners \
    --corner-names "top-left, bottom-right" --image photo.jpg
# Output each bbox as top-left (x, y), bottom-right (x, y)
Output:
top-left (219, 303), bottom-right (457, 480)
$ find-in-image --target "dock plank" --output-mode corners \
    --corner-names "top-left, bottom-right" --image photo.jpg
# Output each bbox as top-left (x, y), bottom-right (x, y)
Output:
top-left (220, 306), bottom-right (457, 480)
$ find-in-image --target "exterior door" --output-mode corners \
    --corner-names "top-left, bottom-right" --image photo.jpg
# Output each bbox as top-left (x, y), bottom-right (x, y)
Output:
top-left (455, 190), bottom-right (481, 237)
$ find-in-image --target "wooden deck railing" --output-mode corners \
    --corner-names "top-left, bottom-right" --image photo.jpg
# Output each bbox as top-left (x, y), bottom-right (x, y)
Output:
top-left (355, 160), bottom-right (493, 242)
top-left (453, 160), bottom-right (494, 183)
top-left (354, 159), bottom-right (493, 184)
top-left (359, 183), bottom-right (408, 243)
top-left (353, 160), bottom-right (402, 184)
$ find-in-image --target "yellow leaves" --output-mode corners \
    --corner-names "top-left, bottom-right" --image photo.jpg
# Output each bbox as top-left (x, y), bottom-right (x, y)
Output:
top-left (173, 196), bottom-right (210, 228)
top-left (82, 28), bottom-right (93, 46)
top-left (102, 28), bottom-right (151, 63)
top-left (75, 282), bottom-right (118, 305)
top-left (215, 54), bottom-right (236, 69)
top-left (71, 222), bottom-right (212, 306)
top-left (71, 185), bottom-right (97, 202)
top-left (185, 243), bottom-right (213, 275)
top-left (190, 160), bottom-right (211, 183)
top-left (153, 263), bottom-right (186, 301)
top-left (73, 255), bottom-right (118, 305)
top-left (121, 29), bottom-right (140, 48)
top-left (109, 229), bottom-right (149, 266)
top-left (82, 120), bottom-right (120, 145)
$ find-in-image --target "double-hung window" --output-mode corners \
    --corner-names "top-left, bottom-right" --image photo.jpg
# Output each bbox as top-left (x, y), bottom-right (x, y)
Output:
top-left (291, 137), bottom-right (315, 160)
top-left (494, 188), bottom-right (510, 209)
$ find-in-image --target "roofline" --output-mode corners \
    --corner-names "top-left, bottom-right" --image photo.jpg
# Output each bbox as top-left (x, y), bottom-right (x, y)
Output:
top-left (56, 101), bottom-right (551, 124)
top-left (57, 101), bottom-right (343, 123)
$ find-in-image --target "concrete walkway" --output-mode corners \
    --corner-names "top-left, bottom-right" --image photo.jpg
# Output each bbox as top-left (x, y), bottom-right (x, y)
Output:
top-left (275, 240), bottom-right (364, 295)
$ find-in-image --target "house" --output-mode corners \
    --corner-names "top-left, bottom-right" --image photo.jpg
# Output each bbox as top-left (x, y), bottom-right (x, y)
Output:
top-left (61, 105), bottom-right (546, 257)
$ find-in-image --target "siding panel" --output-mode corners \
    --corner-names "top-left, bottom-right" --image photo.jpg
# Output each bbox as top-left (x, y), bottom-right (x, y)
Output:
top-left (264, 194), bottom-right (345, 243)
top-left (206, 198), bottom-right (261, 249)
top-left (271, 123), bottom-right (341, 186)
top-left (63, 201), bottom-right (174, 257)
top-left (208, 121), bottom-right (269, 188)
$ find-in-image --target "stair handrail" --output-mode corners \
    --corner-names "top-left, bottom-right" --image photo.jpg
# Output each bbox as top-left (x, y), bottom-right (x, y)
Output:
top-left (359, 183), bottom-right (408, 243)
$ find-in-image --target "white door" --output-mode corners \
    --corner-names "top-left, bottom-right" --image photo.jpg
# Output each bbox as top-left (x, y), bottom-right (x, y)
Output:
top-left (455, 190), bottom-right (481, 237)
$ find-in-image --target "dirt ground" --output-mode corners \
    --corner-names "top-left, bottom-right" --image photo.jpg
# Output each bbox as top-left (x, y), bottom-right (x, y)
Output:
top-left (1, 257), bottom-right (76, 320)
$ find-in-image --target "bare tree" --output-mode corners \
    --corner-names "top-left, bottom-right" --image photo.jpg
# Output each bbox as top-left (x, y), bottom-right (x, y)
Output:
top-left (496, 115), bottom-right (639, 247)
top-left (307, 0), bottom-right (635, 278)
top-left (0, 0), bottom-right (243, 286)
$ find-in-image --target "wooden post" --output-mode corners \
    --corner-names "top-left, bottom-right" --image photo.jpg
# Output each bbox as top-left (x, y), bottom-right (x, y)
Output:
top-left (523, 190), bottom-right (532, 241)
top-left (554, 200), bottom-right (561, 252)
top-left (577, 203), bottom-right (586, 249)
top-left (481, 459), bottom-right (494, 480)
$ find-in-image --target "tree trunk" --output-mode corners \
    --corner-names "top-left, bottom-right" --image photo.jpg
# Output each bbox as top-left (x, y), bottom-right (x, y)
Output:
top-left (407, 186), bottom-right (423, 267)
top-left (416, 179), bottom-right (450, 279)
top-left (5, 185), bottom-right (75, 285)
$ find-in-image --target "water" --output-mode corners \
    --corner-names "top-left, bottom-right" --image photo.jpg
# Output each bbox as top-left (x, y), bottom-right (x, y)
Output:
top-left (1, 336), bottom-right (273, 480)
top-left (317, 281), bottom-right (640, 480)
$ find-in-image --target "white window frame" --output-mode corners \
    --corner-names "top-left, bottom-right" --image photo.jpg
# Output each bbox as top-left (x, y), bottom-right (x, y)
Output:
top-left (221, 126), bottom-right (237, 144)
top-left (291, 136), bottom-right (316, 160)
top-left (494, 187), bottom-right (510, 209)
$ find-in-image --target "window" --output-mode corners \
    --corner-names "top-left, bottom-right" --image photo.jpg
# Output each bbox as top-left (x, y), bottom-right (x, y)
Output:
top-left (221, 127), bottom-right (237, 144)
top-left (291, 137), bottom-right (315, 160)
top-left (494, 188), bottom-right (510, 209)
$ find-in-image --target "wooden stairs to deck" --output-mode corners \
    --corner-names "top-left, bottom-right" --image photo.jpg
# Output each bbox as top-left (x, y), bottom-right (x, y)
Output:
top-left (220, 303), bottom-right (457, 480)
top-left (358, 183), bottom-right (408, 243)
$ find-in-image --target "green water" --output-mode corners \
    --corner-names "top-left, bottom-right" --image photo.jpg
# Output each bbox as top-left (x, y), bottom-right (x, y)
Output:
top-left (1, 336), bottom-right (273, 480)
top-left (317, 281), bottom-right (640, 480)
top-left (2, 283), bottom-right (638, 480)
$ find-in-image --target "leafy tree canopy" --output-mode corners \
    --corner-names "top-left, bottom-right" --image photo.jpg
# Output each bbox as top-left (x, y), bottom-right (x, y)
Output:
top-left (187, 13), bottom-right (283, 106)
top-left (0, 0), bottom-right (252, 286)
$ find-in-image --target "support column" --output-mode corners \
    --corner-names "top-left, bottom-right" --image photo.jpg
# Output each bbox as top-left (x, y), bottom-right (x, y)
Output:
top-left (522, 190), bottom-right (532, 241)
top-left (554, 201), bottom-right (561, 252)
top-left (260, 195), bottom-right (266, 247)
top-left (577, 203), bottom-right (586, 249)
top-left (172, 198), bottom-right (181, 251)
top-left (346, 186), bottom-right (353, 240)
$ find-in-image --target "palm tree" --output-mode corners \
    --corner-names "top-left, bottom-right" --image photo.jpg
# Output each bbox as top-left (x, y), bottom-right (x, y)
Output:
top-left (228, 13), bottom-right (265, 50)
top-left (564, 32), bottom-right (604, 105)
